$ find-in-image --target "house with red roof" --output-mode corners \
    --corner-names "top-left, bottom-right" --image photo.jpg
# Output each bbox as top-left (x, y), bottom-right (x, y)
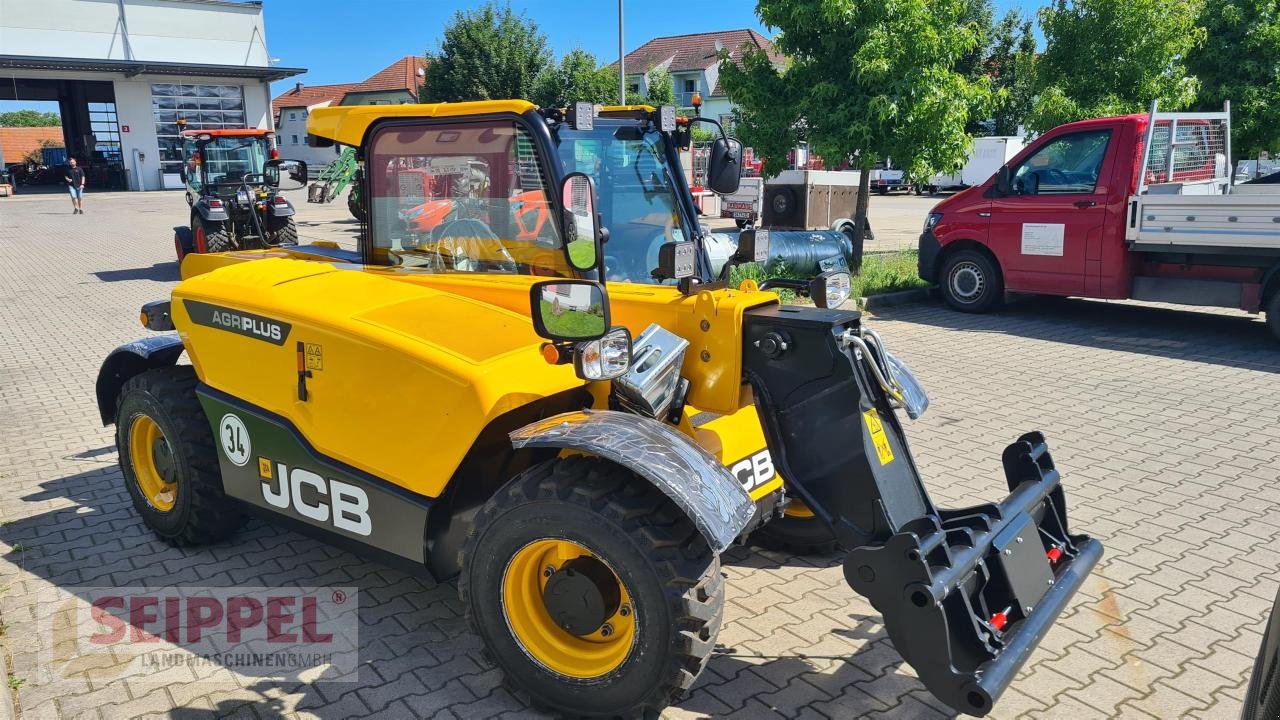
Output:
top-left (271, 56), bottom-right (427, 167)
top-left (620, 29), bottom-right (784, 127)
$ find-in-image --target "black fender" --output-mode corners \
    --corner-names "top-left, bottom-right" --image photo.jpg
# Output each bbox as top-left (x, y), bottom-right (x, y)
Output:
top-left (95, 335), bottom-right (186, 425)
top-left (268, 199), bottom-right (296, 218)
top-left (509, 409), bottom-right (756, 553)
top-left (194, 199), bottom-right (229, 223)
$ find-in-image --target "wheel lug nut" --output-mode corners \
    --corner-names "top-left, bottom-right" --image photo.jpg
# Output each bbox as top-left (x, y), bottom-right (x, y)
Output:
top-left (543, 565), bottom-right (555, 577)
top-left (600, 623), bottom-right (613, 637)
top-left (619, 604), bottom-right (631, 617)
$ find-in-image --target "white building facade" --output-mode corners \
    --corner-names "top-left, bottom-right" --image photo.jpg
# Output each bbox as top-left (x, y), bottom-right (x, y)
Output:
top-left (0, 0), bottom-right (302, 191)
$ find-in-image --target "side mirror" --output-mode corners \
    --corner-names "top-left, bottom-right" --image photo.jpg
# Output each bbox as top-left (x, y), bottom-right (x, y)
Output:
top-left (707, 137), bottom-right (742, 195)
top-left (530, 280), bottom-right (610, 342)
top-left (265, 159), bottom-right (308, 191)
top-left (995, 165), bottom-right (1012, 196)
top-left (561, 172), bottom-right (601, 272)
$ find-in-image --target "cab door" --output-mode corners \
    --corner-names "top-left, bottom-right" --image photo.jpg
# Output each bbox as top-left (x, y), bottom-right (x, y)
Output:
top-left (987, 128), bottom-right (1115, 295)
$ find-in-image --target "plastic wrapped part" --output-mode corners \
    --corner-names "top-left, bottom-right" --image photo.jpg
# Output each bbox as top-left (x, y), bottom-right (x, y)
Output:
top-left (509, 410), bottom-right (756, 553)
top-left (885, 351), bottom-right (929, 420)
top-left (707, 229), bottom-right (855, 278)
top-left (613, 324), bottom-right (689, 418)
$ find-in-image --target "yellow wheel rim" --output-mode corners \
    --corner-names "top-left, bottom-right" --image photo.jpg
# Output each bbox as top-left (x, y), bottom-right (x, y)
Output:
top-left (501, 539), bottom-right (635, 679)
top-left (784, 499), bottom-right (816, 519)
top-left (128, 415), bottom-right (177, 512)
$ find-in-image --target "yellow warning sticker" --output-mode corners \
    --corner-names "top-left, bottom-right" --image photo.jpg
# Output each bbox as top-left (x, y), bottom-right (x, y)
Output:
top-left (258, 457), bottom-right (272, 479)
top-left (305, 343), bottom-right (324, 371)
top-left (863, 408), bottom-right (895, 466)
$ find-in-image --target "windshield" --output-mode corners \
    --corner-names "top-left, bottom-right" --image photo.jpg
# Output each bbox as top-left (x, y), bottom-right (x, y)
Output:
top-left (185, 136), bottom-right (269, 186)
top-left (554, 123), bottom-right (693, 284)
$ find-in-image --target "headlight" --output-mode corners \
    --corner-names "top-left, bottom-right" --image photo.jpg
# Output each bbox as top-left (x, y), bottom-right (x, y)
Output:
top-left (924, 212), bottom-right (943, 231)
top-left (575, 327), bottom-right (632, 380)
top-left (810, 270), bottom-right (853, 309)
top-left (884, 351), bottom-right (929, 420)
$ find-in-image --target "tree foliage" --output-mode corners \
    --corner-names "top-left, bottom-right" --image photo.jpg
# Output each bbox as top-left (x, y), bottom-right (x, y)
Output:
top-left (640, 67), bottom-right (675, 106)
top-left (533, 49), bottom-right (619, 106)
top-left (1187, 0), bottom-right (1280, 157)
top-left (987, 10), bottom-right (1038, 136)
top-left (420, 3), bottom-right (551, 102)
top-left (0, 110), bottom-right (61, 127)
top-left (1029, 0), bottom-right (1203, 132)
top-left (953, 0), bottom-right (995, 81)
top-left (721, 0), bottom-right (989, 239)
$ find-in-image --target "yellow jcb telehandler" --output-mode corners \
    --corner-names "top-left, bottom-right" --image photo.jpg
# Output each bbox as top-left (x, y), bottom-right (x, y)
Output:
top-left (96, 100), bottom-right (1101, 717)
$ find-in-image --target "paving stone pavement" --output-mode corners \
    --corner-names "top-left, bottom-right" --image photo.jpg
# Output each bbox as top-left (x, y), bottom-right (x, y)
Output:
top-left (1, 188), bottom-right (1279, 719)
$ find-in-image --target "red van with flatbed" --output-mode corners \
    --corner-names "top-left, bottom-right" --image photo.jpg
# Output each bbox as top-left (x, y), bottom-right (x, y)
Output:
top-left (918, 105), bottom-right (1280, 340)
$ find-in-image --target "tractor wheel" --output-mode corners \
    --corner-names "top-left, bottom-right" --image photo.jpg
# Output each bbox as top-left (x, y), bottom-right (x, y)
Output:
top-left (348, 189), bottom-right (366, 222)
top-left (752, 499), bottom-right (839, 555)
top-left (460, 456), bottom-right (722, 718)
top-left (735, 217), bottom-right (749, 229)
top-left (1266, 291), bottom-right (1280, 342)
top-left (267, 217), bottom-right (298, 247)
top-left (191, 215), bottom-right (233, 254)
top-left (940, 249), bottom-right (1003, 313)
top-left (115, 366), bottom-right (244, 545)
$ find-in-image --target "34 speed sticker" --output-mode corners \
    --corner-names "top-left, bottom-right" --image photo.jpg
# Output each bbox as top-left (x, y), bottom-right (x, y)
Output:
top-left (728, 449), bottom-right (777, 493)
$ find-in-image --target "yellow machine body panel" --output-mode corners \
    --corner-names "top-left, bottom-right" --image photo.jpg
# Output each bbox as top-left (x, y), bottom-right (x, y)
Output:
top-left (171, 258), bottom-right (584, 498)
top-left (308, 100), bottom-right (538, 148)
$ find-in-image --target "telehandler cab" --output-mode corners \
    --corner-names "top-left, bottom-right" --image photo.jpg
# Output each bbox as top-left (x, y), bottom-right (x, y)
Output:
top-left (97, 100), bottom-right (1101, 718)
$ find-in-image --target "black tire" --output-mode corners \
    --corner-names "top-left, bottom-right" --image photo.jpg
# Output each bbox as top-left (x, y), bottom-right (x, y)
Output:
top-left (939, 248), bottom-right (1003, 313)
top-left (115, 366), bottom-right (244, 545)
top-left (1243, 586), bottom-right (1280, 720)
top-left (460, 457), bottom-right (722, 718)
top-left (767, 187), bottom-right (795, 219)
top-left (735, 217), bottom-right (749, 229)
top-left (914, 185), bottom-right (923, 196)
top-left (192, 213), bottom-right (233, 253)
top-left (752, 508), bottom-right (838, 555)
top-left (267, 216), bottom-right (298, 246)
top-left (348, 188), bottom-right (366, 222)
top-left (1266, 290), bottom-right (1280, 343)
top-left (876, 187), bottom-right (888, 196)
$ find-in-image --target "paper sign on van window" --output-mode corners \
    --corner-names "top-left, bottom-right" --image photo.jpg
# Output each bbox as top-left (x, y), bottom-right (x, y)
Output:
top-left (1021, 223), bottom-right (1065, 256)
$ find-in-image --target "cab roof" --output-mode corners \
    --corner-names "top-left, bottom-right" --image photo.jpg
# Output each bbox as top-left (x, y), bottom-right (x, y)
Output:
top-left (307, 101), bottom-right (658, 148)
top-left (180, 128), bottom-right (274, 138)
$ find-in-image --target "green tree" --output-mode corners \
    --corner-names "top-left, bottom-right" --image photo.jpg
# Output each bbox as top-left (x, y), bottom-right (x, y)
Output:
top-left (954, 0), bottom-right (995, 80)
top-left (1187, 0), bottom-right (1280, 157)
top-left (720, 0), bottom-right (989, 242)
top-left (533, 49), bottom-right (619, 106)
top-left (641, 67), bottom-right (676, 106)
top-left (988, 10), bottom-right (1038, 136)
top-left (1029, 0), bottom-right (1202, 132)
top-left (420, 3), bottom-right (551, 102)
top-left (0, 110), bottom-right (61, 127)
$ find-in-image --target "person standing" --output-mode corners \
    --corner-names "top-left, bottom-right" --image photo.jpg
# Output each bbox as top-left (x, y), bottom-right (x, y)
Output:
top-left (64, 158), bottom-right (85, 214)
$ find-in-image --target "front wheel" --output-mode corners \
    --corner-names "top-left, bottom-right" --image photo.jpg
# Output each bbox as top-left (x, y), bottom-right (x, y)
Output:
top-left (266, 216), bottom-right (298, 246)
top-left (939, 249), bottom-right (1003, 313)
top-left (115, 366), bottom-right (244, 545)
top-left (191, 214), bottom-right (233, 253)
top-left (461, 457), bottom-right (722, 718)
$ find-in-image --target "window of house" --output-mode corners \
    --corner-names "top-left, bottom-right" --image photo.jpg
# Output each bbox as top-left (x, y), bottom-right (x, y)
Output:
top-left (291, 135), bottom-right (299, 145)
top-left (289, 112), bottom-right (296, 121)
top-left (683, 79), bottom-right (696, 93)
top-left (366, 119), bottom-right (568, 276)
top-left (628, 83), bottom-right (639, 93)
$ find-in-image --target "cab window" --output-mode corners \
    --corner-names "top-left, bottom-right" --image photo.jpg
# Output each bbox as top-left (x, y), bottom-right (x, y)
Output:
top-left (367, 120), bottom-right (569, 275)
top-left (1013, 129), bottom-right (1111, 195)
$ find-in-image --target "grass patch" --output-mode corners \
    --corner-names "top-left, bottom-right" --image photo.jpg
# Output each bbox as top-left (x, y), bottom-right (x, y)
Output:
top-left (728, 251), bottom-right (926, 305)
top-left (537, 298), bottom-right (606, 338)
top-left (7, 675), bottom-right (22, 691)
top-left (853, 251), bottom-right (928, 298)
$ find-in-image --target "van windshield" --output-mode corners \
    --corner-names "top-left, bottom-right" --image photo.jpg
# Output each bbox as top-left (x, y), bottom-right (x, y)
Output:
top-left (554, 123), bottom-right (693, 284)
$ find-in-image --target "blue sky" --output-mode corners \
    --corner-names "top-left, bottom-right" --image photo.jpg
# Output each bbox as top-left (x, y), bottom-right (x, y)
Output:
top-left (1, 0), bottom-right (1032, 115)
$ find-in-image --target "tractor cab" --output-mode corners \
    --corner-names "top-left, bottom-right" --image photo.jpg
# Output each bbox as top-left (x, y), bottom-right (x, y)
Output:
top-left (180, 129), bottom-right (277, 198)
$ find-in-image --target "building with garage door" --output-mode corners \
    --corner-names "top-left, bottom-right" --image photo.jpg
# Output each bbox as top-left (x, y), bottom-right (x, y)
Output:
top-left (0, 0), bottom-right (302, 191)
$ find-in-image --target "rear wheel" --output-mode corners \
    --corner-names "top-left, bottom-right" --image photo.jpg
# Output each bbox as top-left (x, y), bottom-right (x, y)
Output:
top-left (940, 249), bottom-right (1003, 313)
top-left (267, 216), bottom-right (298, 246)
top-left (752, 499), bottom-right (839, 554)
top-left (115, 366), bottom-right (244, 545)
top-left (191, 214), bottom-right (233, 254)
top-left (735, 217), bottom-right (749, 229)
top-left (348, 188), bottom-right (366, 222)
top-left (1266, 291), bottom-right (1280, 342)
top-left (461, 457), bottom-right (722, 718)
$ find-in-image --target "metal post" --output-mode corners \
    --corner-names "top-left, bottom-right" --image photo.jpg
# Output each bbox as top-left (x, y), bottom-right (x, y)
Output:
top-left (1137, 99), bottom-right (1159, 194)
top-left (618, 0), bottom-right (626, 104)
top-left (1224, 100), bottom-right (1233, 189)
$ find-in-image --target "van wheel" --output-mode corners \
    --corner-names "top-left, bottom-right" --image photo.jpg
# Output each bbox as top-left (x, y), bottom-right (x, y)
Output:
top-left (115, 366), bottom-right (244, 545)
top-left (940, 249), bottom-right (1003, 313)
top-left (1266, 291), bottom-right (1280, 342)
top-left (460, 456), bottom-right (722, 718)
